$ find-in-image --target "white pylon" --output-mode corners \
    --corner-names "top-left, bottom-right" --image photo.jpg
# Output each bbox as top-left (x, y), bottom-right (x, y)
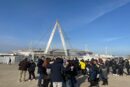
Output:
top-left (44, 20), bottom-right (68, 56)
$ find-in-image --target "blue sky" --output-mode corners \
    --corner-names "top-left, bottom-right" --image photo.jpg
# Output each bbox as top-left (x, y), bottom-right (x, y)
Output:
top-left (0, 0), bottom-right (130, 56)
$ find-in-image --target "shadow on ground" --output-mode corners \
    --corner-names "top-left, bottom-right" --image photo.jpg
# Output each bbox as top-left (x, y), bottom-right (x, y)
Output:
top-left (77, 75), bottom-right (88, 87)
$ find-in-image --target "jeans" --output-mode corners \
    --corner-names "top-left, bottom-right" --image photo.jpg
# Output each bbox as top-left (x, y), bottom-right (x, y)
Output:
top-left (66, 77), bottom-right (77, 87)
top-left (53, 82), bottom-right (62, 87)
top-left (66, 80), bottom-right (71, 87)
top-left (38, 74), bottom-right (44, 86)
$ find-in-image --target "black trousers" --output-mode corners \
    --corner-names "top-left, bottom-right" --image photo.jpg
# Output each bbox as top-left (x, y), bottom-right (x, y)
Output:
top-left (42, 79), bottom-right (50, 87)
top-left (81, 69), bottom-right (86, 75)
top-left (112, 68), bottom-right (117, 74)
top-left (89, 79), bottom-right (99, 87)
top-left (28, 71), bottom-right (35, 80)
top-left (107, 67), bottom-right (110, 74)
top-left (118, 69), bottom-right (123, 76)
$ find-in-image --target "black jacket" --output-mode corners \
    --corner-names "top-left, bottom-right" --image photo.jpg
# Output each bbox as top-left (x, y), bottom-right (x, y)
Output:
top-left (37, 59), bottom-right (47, 75)
top-left (125, 61), bottom-right (130, 69)
top-left (19, 60), bottom-right (29, 71)
top-left (65, 64), bottom-right (77, 80)
top-left (28, 62), bottom-right (36, 72)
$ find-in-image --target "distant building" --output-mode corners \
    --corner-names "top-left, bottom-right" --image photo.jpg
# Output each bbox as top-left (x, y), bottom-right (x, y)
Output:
top-left (0, 53), bottom-right (26, 64)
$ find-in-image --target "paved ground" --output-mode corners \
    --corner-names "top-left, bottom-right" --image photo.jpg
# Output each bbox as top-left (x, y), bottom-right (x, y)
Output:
top-left (0, 64), bottom-right (130, 87)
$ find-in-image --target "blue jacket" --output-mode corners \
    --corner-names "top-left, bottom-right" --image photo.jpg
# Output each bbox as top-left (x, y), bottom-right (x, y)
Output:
top-left (49, 58), bottom-right (64, 82)
top-left (89, 64), bottom-right (99, 81)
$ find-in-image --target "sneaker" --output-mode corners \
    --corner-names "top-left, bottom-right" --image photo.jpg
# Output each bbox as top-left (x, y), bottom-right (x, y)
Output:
top-left (28, 80), bottom-right (31, 82)
top-left (18, 79), bottom-right (22, 82)
top-left (33, 79), bottom-right (37, 81)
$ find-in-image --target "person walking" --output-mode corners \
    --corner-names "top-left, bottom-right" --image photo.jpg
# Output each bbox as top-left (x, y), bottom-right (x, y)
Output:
top-left (8, 58), bottom-right (11, 65)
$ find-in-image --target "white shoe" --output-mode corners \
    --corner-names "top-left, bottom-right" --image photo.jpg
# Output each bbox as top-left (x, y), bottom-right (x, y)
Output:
top-left (28, 80), bottom-right (31, 82)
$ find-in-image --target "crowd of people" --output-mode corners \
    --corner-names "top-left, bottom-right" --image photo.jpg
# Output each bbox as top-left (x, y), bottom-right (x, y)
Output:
top-left (18, 56), bottom-right (130, 87)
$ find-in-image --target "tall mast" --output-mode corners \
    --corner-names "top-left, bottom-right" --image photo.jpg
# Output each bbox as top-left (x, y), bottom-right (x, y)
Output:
top-left (44, 20), bottom-right (68, 56)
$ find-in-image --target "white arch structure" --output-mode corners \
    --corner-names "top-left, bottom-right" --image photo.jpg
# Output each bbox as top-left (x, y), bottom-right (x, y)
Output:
top-left (44, 21), bottom-right (68, 56)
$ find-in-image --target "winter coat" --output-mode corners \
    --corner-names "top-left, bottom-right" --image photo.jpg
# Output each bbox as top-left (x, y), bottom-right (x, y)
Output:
top-left (89, 64), bottom-right (99, 81)
top-left (72, 59), bottom-right (80, 71)
top-left (37, 59), bottom-right (47, 75)
top-left (28, 62), bottom-right (36, 72)
top-left (112, 61), bottom-right (117, 70)
top-left (100, 67), bottom-right (108, 80)
top-left (19, 60), bottom-right (29, 71)
top-left (105, 60), bottom-right (110, 67)
top-left (49, 58), bottom-right (64, 82)
top-left (125, 61), bottom-right (130, 69)
top-left (65, 65), bottom-right (77, 80)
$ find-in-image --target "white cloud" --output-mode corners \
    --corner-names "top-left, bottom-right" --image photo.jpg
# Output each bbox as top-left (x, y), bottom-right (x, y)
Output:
top-left (103, 36), bottom-right (127, 42)
top-left (88, 0), bottom-right (130, 23)
top-left (65, 0), bottom-right (130, 32)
